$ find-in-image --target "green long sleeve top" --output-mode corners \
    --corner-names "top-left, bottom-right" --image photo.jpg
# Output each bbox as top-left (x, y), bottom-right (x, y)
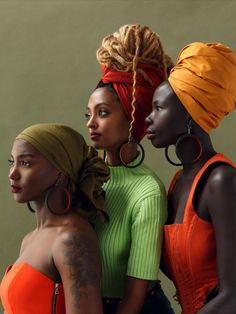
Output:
top-left (95, 159), bottom-right (167, 298)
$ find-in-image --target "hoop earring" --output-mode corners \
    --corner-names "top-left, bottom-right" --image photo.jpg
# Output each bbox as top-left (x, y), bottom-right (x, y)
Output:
top-left (45, 186), bottom-right (71, 215)
top-left (165, 116), bottom-right (203, 167)
top-left (27, 202), bottom-right (35, 213)
top-left (119, 141), bottom-right (145, 168)
top-left (165, 146), bottom-right (182, 166)
top-left (175, 134), bottom-right (203, 164)
top-left (165, 134), bottom-right (203, 167)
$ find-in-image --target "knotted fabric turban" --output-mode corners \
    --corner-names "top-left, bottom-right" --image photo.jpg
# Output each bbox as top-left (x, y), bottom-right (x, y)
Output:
top-left (168, 42), bottom-right (236, 133)
top-left (100, 64), bottom-right (164, 141)
top-left (15, 123), bottom-right (110, 219)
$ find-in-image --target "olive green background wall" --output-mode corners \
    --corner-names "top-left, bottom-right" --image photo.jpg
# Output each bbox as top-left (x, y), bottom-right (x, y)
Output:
top-left (0, 1), bottom-right (235, 313)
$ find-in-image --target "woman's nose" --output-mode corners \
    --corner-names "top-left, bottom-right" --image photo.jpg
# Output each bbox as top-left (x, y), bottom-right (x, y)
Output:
top-left (145, 114), bottom-right (152, 126)
top-left (8, 165), bottom-right (20, 181)
top-left (86, 115), bottom-right (97, 129)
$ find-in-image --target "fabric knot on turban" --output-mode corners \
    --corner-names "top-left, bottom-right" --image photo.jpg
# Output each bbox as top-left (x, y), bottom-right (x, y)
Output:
top-left (100, 64), bottom-right (164, 141)
top-left (168, 42), bottom-right (236, 133)
top-left (76, 146), bottom-right (110, 220)
top-left (16, 123), bottom-right (110, 220)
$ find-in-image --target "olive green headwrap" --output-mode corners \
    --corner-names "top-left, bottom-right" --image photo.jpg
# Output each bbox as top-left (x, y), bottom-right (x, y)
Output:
top-left (15, 123), bottom-right (110, 220)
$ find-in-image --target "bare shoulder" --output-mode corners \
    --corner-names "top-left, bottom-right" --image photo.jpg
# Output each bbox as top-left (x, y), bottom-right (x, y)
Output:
top-left (208, 164), bottom-right (236, 192)
top-left (206, 164), bottom-right (236, 219)
top-left (54, 217), bottom-right (100, 262)
top-left (20, 230), bottom-right (35, 254)
top-left (60, 222), bottom-right (100, 267)
top-left (52, 219), bottom-right (101, 311)
top-left (53, 217), bottom-right (101, 283)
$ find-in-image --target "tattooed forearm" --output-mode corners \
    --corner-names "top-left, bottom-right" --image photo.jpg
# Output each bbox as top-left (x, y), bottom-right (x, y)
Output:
top-left (63, 232), bottom-right (100, 309)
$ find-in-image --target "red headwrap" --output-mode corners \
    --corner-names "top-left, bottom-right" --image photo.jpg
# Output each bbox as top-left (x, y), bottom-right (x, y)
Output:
top-left (100, 64), bottom-right (164, 142)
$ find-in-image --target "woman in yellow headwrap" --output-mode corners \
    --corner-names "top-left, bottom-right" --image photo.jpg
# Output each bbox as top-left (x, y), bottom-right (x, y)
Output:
top-left (146, 42), bottom-right (236, 314)
top-left (0, 123), bottom-right (110, 314)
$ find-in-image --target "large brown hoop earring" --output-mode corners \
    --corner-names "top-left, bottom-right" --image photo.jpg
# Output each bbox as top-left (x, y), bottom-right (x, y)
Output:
top-left (175, 134), bottom-right (203, 164)
top-left (45, 186), bottom-right (71, 215)
top-left (27, 202), bottom-right (35, 213)
top-left (165, 118), bottom-right (203, 167)
top-left (119, 141), bottom-right (145, 168)
top-left (165, 146), bottom-right (182, 166)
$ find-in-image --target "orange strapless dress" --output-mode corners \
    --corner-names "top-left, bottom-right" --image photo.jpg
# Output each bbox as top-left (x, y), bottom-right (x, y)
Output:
top-left (0, 262), bottom-right (65, 314)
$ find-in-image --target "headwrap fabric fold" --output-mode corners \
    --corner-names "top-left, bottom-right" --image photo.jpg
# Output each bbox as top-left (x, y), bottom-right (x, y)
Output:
top-left (168, 42), bottom-right (236, 133)
top-left (15, 123), bottom-right (110, 219)
top-left (101, 64), bottom-right (164, 141)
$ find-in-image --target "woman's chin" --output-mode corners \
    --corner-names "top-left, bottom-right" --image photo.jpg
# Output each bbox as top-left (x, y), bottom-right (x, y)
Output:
top-left (93, 142), bottom-right (103, 150)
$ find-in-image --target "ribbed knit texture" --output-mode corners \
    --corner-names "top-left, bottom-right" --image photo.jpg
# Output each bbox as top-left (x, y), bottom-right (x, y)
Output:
top-left (95, 159), bottom-right (167, 298)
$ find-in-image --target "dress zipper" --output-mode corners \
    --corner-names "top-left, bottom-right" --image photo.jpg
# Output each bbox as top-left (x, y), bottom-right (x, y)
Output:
top-left (52, 283), bottom-right (59, 314)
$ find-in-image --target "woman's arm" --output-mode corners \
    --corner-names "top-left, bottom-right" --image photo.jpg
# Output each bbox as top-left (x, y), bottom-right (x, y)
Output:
top-left (53, 226), bottom-right (103, 314)
top-left (116, 276), bottom-right (149, 314)
top-left (117, 192), bottom-right (167, 313)
top-left (198, 166), bottom-right (236, 314)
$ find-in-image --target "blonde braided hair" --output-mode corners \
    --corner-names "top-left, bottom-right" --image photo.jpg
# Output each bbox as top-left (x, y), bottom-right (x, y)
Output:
top-left (97, 24), bottom-right (169, 141)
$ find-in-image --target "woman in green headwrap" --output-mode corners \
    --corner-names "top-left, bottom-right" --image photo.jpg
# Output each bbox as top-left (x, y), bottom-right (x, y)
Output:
top-left (0, 123), bottom-right (110, 314)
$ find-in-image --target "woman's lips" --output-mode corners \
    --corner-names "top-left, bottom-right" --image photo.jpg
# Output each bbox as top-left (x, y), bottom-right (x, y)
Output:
top-left (146, 131), bottom-right (155, 140)
top-left (11, 185), bottom-right (22, 193)
top-left (90, 133), bottom-right (101, 141)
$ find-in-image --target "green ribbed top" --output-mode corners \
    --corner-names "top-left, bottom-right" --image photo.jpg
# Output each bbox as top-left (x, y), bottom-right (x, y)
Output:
top-left (95, 160), bottom-right (167, 298)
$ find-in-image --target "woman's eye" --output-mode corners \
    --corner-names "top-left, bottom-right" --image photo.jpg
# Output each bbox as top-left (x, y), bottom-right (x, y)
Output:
top-left (99, 109), bottom-right (109, 117)
top-left (21, 160), bottom-right (31, 167)
top-left (84, 112), bottom-right (91, 120)
top-left (8, 159), bottom-right (14, 166)
top-left (155, 105), bottom-right (162, 111)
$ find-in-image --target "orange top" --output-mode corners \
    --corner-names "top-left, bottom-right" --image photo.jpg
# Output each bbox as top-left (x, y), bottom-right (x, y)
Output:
top-left (163, 153), bottom-right (236, 314)
top-left (0, 262), bottom-right (65, 314)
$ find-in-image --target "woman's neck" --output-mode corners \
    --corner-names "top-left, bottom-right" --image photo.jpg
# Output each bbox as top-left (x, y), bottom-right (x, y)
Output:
top-left (177, 124), bottom-right (216, 173)
top-left (106, 143), bottom-right (138, 166)
top-left (34, 209), bottom-right (82, 229)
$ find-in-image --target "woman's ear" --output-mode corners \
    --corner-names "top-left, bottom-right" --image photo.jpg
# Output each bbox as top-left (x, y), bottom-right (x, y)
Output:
top-left (55, 172), bottom-right (67, 186)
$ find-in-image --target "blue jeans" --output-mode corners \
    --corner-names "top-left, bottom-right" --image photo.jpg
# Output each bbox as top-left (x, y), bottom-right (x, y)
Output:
top-left (102, 281), bottom-right (175, 314)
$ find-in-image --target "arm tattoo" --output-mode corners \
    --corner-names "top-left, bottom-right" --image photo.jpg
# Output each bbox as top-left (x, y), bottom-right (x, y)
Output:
top-left (63, 232), bottom-right (100, 309)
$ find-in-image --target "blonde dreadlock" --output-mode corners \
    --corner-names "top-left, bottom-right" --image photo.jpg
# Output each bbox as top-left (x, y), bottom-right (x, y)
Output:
top-left (97, 24), bottom-right (168, 75)
top-left (97, 24), bottom-right (169, 142)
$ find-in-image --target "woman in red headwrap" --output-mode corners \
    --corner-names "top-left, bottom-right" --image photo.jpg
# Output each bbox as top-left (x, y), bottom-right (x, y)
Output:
top-left (85, 24), bottom-right (175, 314)
top-left (146, 42), bottom-right (236, 314)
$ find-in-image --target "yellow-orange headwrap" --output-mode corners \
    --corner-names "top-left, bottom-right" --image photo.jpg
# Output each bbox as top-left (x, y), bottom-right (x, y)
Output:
top-left (168, 42), bottom-right (236, 133)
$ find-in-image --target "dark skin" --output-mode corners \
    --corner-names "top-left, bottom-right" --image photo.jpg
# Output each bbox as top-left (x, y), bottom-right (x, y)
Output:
top-left (8, 139), bottom-right (103, 314)
top-left (86, 87), bottom-right (150, 313)
top-left (146, 81), bottom-right (236, 314)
